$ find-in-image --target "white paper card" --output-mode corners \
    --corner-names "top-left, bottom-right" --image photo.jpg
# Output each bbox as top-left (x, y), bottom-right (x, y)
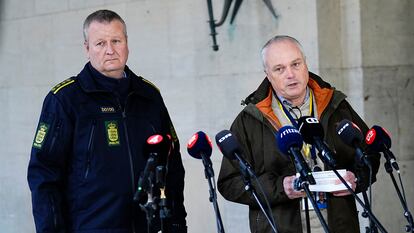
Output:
top-left (297, 169), bottom-right (351, 192)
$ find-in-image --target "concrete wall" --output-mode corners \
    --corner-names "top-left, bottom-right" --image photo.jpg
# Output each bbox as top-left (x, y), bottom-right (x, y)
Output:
top-left (0, 0), bottom-right (412, 233)
top-left (317, 0), bottom-right (414, 232)
top-left (361, 1), bottom-right (414, 232)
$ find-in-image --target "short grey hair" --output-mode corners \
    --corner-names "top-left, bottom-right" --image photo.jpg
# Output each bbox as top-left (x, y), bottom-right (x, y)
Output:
top-left (260, 35), bottom-right (305, 70)
top-left (83, 9), bottom-right (127, 42)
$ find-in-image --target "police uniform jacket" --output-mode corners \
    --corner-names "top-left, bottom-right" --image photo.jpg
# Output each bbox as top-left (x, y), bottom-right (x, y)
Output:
top-left (28, 63), bottom-right (187, 233)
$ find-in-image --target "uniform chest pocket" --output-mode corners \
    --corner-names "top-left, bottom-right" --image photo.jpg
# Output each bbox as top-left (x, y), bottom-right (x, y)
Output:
top-left (78, 116), bottom-right (127, 181)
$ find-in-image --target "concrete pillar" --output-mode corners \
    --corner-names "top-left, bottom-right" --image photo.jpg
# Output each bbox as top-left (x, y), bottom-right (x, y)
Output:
top-left (361, 0), bottom-right (414, 232)
top-left (317, 0), bottom-right (414, 232)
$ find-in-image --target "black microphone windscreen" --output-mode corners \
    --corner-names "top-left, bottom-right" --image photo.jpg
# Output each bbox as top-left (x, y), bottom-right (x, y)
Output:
top-left (335, 119), bottom-right (363, 146)
top-left (215, 130), bottom-right (240, 160)
top-left (276, 126), bottom-right (303, 155)
top-left (146, 134), bottom-right (165, 153)
top-left (145, 134), bottom-right (170, 166)
top-left (187, 131), bottom-right (213, 159)
top-left (365, 125), bottom-right (392, 152)
top-left (297, 116), bottom-right (324, 144)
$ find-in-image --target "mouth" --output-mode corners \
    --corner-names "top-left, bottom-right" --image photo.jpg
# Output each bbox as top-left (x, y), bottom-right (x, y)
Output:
top-left (105, 58), bottom-right (118, 62)
top-left (287, 82), bottom-right (298, 88)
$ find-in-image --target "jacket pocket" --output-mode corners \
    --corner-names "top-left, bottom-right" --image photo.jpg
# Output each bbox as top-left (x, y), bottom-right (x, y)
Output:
top-left (84, 121), bottom-right (96, 179)
top-left (48, 120), bottom-right (61, 155)
top-left (48, 194), bottom-right (58, 230)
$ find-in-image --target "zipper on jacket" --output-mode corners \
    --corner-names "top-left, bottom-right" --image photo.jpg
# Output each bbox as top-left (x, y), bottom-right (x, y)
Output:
top-left (121, 110), bottom-right (136, 191)
top-left (118, 95), bottom-right (137, 233)
top-left (84, 121), bottom-right (96, 179)
top-left (117, 95), bottom-right (136, 193)
top-left (48, 121), bottom-right (61, 154)
top-left (49, 195), bottom-right (58, 229)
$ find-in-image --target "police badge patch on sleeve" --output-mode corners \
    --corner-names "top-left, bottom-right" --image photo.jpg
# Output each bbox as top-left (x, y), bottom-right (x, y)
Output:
top-left (33, 122), bottom-right (50, 149)
top-left (105, 121), bottom-right (121, 146)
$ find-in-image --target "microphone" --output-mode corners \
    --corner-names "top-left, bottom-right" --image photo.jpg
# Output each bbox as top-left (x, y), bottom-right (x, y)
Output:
top-left (189, 132), bottom-right (227, 233)
top-left (134, 134), bottom-right (167, 201)
top-left (365, 125), bottom-right (399, 171)
top-left (215, 130), bottom-right (256, 179)
top-left (335, 119), bottom-right (371, 167)
top-left (297, 116), bottom-right (336, 168)
top-left (276, 126), bottom-right (315, 185)
top-left (187, 131), bottom-right (214, 178)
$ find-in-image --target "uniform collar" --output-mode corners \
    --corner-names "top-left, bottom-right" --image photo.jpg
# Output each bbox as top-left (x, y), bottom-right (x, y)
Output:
top-left (77, 62), bottom-right (155, 100)
top-left (87, 63), bottom-right (130, 92)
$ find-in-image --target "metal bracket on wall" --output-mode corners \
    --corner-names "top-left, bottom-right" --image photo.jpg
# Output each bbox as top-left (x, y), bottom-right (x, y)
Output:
top-left (206, 0), bottom-right (278, 51)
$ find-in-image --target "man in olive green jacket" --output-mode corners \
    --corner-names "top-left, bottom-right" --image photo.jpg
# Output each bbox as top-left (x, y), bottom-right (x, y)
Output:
top-left (217, 35), bottom-right (379, 233)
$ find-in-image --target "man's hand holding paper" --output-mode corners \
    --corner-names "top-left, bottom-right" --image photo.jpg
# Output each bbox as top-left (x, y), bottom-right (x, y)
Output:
top-left (304, 169), bottom-right (356, 196)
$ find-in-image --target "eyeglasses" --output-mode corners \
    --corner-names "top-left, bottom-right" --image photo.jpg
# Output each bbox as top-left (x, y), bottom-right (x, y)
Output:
top-left (288, 106), bottom-right (302, 121)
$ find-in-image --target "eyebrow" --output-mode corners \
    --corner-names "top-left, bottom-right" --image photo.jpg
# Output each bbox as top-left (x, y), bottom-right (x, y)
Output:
top-left (271, 58), bottom-right (302, 68)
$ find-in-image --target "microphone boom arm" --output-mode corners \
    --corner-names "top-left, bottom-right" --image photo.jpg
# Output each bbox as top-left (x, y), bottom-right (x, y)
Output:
top-left (200, 153), bottom-right (225, 233)
top-left (295, 177), bottom-right (331, 233)
top-left (328, 166), bottom-right (388, 233)
top-left (383, 159), bottom-right (414, 232)
top-left (239, 167), bottom-right (279, 233)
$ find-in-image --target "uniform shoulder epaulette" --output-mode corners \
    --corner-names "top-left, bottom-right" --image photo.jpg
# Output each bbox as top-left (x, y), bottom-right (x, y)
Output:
top-left (140, 76), bottom-right (160, 92)
top-left (51, 77), bottom-right (76, 94)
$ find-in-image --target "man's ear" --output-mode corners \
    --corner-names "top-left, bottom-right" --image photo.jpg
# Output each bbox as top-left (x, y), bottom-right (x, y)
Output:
top-left (84, 41), bottom-right (90, 59)
top-left (84, 41), bottom-right (89, 51)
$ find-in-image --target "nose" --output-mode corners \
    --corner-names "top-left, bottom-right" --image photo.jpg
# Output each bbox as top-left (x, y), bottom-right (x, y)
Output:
top-left (285, 66), bottom-right (294, 78)
top-left (106, 43), bottom-right (114, 55)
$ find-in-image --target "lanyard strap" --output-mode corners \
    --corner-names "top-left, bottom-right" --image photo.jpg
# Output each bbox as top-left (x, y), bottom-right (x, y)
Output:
top-left (274, 89), bottom-right (317, 161)
top-left (274, 89), bottom-right (314, 127)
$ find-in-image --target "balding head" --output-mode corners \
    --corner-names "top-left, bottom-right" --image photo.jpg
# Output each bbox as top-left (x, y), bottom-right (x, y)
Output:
top-left (261, 35), bottom-right (305, 71)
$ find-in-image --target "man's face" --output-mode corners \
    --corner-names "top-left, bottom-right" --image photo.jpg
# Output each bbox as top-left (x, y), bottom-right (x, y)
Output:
top-left (264, 40), bottom-right (309, 105)
top-left (84, 20), bottom-right (129, 78)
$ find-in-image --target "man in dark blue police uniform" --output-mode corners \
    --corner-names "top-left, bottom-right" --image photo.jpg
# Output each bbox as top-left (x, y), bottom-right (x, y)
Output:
top-left (28, 9), bottom-right (187, 233)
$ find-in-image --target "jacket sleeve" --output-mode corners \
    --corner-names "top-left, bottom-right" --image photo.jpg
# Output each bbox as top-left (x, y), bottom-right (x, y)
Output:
top-left (218, 111), bottom-right (292, 208)
top-left (161, 102), bottom-right (187, 233)
top-left (27, 93), bottom-right (73, 233)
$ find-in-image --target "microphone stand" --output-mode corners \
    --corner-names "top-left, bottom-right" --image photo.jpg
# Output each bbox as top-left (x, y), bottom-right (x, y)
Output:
top-left (383, 158), bottom-right (414, 232)
top-left (314, 147), bottom-right (388, 233)
top-left (355, 162), bottom-right (378, 233)
top-left (156, 166), bottom-right (170, 233)
top-left (201, 155), bottom-right (226, 233)
top-left (361, 190), bottom-right (378, 233)
top-left (326, 166), bottom-right (388, 233)
top-left (133, 156), bottom-right (159, 233)
top-left (235, 157), bottom-right (279, 233)
top-left (288, 147), bottom-right (330, 233)
top-left (295, 174), bottom-right (331, 233)
top-left (139, 172), bottom-right (158, 233)
top-left (303, 197), bottom-right (311, 233)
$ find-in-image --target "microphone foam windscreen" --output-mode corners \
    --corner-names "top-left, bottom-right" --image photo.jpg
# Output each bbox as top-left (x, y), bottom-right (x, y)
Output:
top-left (187, 131), bottom-right (213, 159)
top-left (297, 116), bottom-right (324, 144)
top-left (276, 126), bottom-right (304, 155)
top-left (146, 134), bottom-right (166, 154)
top-left (215, 130), bottom-right (239, 160)
top-left (335, 119), bottom-right (363, 146)
top-left (145, 134), bottom-right (170, 166)
top-left (365, 125), bottom-right (392, 151)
